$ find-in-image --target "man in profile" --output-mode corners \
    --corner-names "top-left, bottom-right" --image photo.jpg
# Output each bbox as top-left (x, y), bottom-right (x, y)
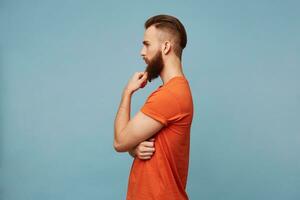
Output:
top-left (114, 14), bottom-right (194, 200)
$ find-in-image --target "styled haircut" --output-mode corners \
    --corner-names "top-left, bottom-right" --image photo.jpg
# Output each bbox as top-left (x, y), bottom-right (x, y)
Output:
top-left (144, 14), bottom-right (187, 59)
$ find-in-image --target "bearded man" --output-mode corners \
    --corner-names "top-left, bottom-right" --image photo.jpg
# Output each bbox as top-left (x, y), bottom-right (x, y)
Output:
top-left (114, 14), bottom-right (194, 200)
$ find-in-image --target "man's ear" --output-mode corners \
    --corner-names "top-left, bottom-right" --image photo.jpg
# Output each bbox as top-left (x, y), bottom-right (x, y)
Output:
top-left (162, 41), bottom-right (171, 55)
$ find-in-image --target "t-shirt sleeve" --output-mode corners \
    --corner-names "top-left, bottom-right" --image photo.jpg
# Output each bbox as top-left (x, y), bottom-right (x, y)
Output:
top-left (140, 89), bottom-right (181, 126)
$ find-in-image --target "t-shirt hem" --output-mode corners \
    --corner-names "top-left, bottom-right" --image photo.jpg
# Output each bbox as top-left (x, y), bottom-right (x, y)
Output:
top-left (141, 107), bottom-right (168, 126)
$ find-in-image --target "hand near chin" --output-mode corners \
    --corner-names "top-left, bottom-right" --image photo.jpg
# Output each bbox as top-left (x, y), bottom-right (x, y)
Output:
top-left (124, 72), bottom-right (148, 94)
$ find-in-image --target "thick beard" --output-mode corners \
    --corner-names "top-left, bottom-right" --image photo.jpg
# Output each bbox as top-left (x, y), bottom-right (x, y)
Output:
top-left (145, 50), bottom-right (164, 82)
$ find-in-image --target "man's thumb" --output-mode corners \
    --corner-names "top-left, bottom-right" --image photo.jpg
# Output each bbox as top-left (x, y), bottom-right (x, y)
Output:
top-left (140, 72), bottom-right (148, 81)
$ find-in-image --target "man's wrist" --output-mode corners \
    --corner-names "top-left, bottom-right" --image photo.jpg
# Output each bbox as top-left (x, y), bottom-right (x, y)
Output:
top-left (123, 88), bottom-right (134, 96)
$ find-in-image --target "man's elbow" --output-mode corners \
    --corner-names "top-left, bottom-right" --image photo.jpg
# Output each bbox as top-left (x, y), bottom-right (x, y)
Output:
top-left (113, 140), bottom-right (128, 152)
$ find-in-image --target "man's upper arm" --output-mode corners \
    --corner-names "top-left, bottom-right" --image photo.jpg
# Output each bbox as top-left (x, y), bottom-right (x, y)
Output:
top-left (114, 111), bottom-right (164, 152)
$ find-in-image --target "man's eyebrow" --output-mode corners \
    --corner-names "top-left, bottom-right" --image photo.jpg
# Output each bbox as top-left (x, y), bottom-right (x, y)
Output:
top-left (143, 41), bottom-right (150, 45)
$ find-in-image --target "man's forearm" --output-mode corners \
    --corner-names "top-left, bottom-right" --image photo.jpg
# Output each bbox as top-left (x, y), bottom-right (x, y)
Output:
top-left (114, 89), bottom-right (132, 145)
top-left (114, 72), bottom-right (147, 153)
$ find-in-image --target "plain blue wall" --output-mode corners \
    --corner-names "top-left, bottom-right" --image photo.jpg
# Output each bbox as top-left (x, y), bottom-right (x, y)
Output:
top-left (1, 0), bottom-right (299, 199)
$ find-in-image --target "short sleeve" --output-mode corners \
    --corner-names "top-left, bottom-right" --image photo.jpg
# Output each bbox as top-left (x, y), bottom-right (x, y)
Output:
top-left (140, 89), bottom-right (181, 126)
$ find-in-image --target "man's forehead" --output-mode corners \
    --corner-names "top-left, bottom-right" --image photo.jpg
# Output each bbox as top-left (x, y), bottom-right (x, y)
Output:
top-left (144, 26), bottom-right (158, 39)
top-left (143, 26), bottom-right (169, 43)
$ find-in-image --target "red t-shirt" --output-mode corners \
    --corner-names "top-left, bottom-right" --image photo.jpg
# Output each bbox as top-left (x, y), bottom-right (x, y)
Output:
top-left (126, 76), bottom-right (194, 200)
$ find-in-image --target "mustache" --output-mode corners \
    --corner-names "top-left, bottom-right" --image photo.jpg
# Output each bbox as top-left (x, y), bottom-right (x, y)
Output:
top-left (143, 57), bottom-right (149, 64)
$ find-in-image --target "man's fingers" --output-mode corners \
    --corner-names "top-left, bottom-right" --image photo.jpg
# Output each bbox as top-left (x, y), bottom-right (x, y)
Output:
top-left (136, 71), bottom-right (146, 79)
top-left (137, 73), bottom-right (144, 79)
top-left (142, 141), bottom-right (154, 148)
top-left (140, 80), bottom-right (147, 88)
top-left (139, 72), bottom-right (148, 82)
top-left (140, 147), bottom-right (155, 153)
top-left (141, 152), bottom-right (154, 156)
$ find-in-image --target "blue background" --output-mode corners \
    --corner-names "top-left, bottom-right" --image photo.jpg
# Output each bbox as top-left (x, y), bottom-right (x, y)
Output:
top-left (1, 0), bottom-right (299, 199)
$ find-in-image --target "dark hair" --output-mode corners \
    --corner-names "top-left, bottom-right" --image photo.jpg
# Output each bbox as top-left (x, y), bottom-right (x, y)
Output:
top-left (145, 14), bottom-right (187, 59)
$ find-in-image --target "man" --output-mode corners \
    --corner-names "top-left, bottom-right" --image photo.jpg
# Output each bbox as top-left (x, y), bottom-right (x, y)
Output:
top-left (114, 14), bottom-right (194, 200)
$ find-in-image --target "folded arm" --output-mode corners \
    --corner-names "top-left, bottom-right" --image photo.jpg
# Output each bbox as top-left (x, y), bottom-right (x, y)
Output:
top-left (114, 91), bottom-right (163, 152)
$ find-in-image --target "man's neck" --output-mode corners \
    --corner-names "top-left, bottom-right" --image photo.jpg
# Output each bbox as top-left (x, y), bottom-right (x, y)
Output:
top-left (160, 56), bottom-right (185, 85)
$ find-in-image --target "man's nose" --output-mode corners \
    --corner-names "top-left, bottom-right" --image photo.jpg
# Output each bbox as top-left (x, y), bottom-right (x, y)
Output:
top-left (140, 51), bottom-right (144, 58)
top-left (140, 47), bottom-right (146, 57)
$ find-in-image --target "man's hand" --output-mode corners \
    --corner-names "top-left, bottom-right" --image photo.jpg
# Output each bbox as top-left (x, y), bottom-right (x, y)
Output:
top-left (129, 138), bottom-right (156, 160)
top-left (125, 72), bottom-right (148, 94)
